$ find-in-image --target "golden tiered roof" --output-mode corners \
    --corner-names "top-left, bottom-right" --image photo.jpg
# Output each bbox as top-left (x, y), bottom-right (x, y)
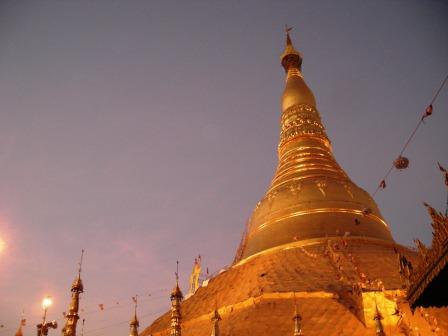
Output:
top-left (406, 203), bottom-right (448, 308)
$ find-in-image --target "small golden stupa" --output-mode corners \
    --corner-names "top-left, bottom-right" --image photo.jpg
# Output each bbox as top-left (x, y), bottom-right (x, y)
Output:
top-left (141, 30), bottom-right (448, 335)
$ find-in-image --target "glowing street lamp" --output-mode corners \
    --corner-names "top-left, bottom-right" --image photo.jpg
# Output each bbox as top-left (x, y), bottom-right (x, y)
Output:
top-left (42, 297), bottom-right (52, 311)
top-left (37, 296), bottom-right (57, 336)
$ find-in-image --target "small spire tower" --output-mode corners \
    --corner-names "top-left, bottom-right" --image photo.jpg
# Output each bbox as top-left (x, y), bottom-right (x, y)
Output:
top-left (61, 250), bottom-right (84, 336)
top-left (170, 262), bottom-right (183, 336)
top-left (129, 296), bottom-right (139, 336)
top-left (292, 298), bottom-right (304, 336)
top-left (15, 314), bottom-right (26, 336)
top-left (210, 309), bottom-right (221, 336)
top-left (373, 304), bottom-right (385, 336)
top-left (15, 322), bottom-right (24, 336)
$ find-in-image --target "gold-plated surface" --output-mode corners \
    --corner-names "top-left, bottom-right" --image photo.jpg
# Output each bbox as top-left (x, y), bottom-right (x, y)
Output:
top-left (170, 281), bottom-right (183, 336)
top-left (129, 313), bottom-right (140, 336)
top-left (142, 239), bottom-right (448, 335)
top-left (235, 31), bottom-right (393, 261)
top-left (189, 256), bottom-right (202, 295)
top-left (61, 251), bottom-right (84, 336)
top-left (406, 203), bottom-right (448, 308)
top-left (129, 297), bottom-right (139, 336)
top-left (141, 31), bottom-right (448, 336)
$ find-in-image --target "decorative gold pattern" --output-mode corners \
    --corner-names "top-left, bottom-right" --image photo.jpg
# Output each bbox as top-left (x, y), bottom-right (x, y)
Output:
top-left (280, 104), bottom-right (328, 146)
top-left (407, 203), bottom-right (448, 308)
top-left (170, 282), bottom-right (183, 336)
top-left (129, 296), bottom-right (139, 336)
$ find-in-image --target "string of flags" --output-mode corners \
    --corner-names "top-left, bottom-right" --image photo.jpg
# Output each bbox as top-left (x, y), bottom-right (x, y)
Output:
top-left (373, 73), bottom-right (448, 197)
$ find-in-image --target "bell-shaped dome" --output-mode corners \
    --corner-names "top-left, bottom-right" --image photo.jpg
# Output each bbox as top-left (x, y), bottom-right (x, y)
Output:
top-left (234, 32), bottom-right (394, 262)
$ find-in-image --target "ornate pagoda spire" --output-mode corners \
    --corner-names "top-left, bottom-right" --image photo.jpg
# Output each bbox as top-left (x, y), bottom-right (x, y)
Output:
top-left (129, 296), bottom-right (139, 336)
top-left (235, 28), bottom-right (393, 261)
top-left (373, 304), bottom-right (385, 336)
top-left (61, 250), bottom-right (84, 336)
top-left (210, 309), bottom-right (221, 336)
top-left (170, 262), bottom-right (183, 336)
top-left (15, 314), bottom-right (26, 336)
top-left (15, 323), bottom-right (24, 336)
top-left (292, 300), bottom-right (303, 336)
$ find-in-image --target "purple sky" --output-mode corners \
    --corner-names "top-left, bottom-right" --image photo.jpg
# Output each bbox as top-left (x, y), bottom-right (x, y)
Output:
top-left (0, 1), bottom-right (447, 336)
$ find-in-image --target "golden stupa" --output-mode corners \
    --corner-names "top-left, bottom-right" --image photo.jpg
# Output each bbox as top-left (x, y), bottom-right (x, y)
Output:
top-left (141, 31), bottom-right (448, 335)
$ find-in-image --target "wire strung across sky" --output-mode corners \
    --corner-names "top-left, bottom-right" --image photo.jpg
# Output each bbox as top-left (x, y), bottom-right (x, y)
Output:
top-left (372, 73), bottom-right (448, 197)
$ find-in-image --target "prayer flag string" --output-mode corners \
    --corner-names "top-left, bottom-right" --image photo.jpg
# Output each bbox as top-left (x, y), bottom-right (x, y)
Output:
top-left (372, 73), bottom-right (448, 197)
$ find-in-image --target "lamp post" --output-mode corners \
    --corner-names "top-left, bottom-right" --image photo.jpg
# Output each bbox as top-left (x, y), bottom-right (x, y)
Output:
top-left (37, 296), bottom-right (57, 336)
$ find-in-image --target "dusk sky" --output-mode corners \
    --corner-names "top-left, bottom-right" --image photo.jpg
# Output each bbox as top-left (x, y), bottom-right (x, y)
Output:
top-left (0, 1), bottom-right (447, 336)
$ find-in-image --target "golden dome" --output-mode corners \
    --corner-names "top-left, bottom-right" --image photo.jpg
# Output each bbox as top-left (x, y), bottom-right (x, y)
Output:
top-left (234, 32), bottom-right (393, 262)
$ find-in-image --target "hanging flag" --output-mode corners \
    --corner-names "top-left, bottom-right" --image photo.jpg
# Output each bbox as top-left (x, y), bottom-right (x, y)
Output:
top-left (437, 162), bottom-right (448, 186)
top-left (422, 104), bottom-right (433, 121)
top-left (379, 180), bottom-right (386, 189)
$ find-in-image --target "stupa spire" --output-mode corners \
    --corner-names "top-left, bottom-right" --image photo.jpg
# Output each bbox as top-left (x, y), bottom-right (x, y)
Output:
top-left (170, 261), bottom-right (183, 336)
top-left (210, 309), bottom-right (221, 336)
top-left (234, 29), bottom-right (393, 262)
top-left (281, 25), bottom-right (302, 74)
top-left (61, 250), bottom-right (84, 336)
top-left (373, 304), bottom-right (385, 336)
top-left (293, 300), bottom-right (304, 336)
top-left (129, 296), bottom-right (139, 336)
top-left (15, 313), bottom-right (26, 336)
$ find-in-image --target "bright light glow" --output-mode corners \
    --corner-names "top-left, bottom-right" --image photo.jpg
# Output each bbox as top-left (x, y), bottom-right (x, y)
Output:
top-left (42, 296), bottom-right (52, 309)
top-left (0, 237), bottom-right (5, 253)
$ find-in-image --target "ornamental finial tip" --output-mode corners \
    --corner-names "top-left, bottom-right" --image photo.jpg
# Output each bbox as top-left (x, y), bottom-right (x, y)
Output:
top-left (285, 25), bottom-right (293, 45)
top-left (78, 249), bottom-right (85, 277)
top-left (175, 260), bottom-right (180, 285)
